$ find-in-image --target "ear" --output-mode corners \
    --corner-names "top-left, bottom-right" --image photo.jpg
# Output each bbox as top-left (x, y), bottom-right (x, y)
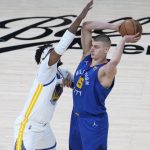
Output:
top-left (104, 47), bottom-right (110, 53)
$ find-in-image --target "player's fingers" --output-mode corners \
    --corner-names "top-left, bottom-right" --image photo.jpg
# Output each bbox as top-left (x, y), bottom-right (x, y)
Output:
top-left (88, 0), bottom-right (93, 5)
top-left (134, 32), bottom-right (140, 37)
top-left (67, 80), bottom-right (72, 87)
top-left (64, 78), bottom-right (69, 87)
top-left (134, 36), bottom-right (141, 41)
top-left (135, 35), bottom-right (141, 39)
top-left (88, 6), bottom-right (93, 10)
top-left (62, 79), bottom-right (65, 87)
top-left (66, 79), bottom-right (72, 88)
top-left (69, 80), bottom-right (72, 87)
top-left (66, 81), bottom-right (69, 87)
top-left (63, 78), bottom-right (68, 87)
top-left (87, 0), bottom-right (93, 8)
top-left (66, 80), bottom-right (69, 87)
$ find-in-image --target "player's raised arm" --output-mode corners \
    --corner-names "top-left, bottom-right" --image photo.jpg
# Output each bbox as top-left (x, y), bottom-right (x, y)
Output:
top-left (81, 21), bottom-right (117, 59)
top-left (110, 33), bottom-right (141, 67)
top-left (99, 33), bottom-right (141, 89)
top-left (48, 0), bottom-right (93, 66)
top-left (102, 19), bottom-right (142, 79)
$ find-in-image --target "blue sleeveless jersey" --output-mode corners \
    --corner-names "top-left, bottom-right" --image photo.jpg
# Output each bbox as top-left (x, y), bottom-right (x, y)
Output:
top-left (73, 55), bottom-right (114, 115)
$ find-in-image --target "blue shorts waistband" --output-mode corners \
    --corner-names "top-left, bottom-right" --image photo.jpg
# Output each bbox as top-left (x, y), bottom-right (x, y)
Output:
top-left (73, 111), bottom-right (106, 118)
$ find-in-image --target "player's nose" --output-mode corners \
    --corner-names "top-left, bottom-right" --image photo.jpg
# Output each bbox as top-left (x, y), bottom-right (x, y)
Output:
top-left (90, 46), bottom-right (95, 51)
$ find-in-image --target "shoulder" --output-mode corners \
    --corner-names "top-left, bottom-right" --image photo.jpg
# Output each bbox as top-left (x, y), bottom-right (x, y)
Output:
top-left (80, 54), bottom-right (91, 65)
top-left (97, 63), bottom-right (117, 88)
top-left (98, 61), bottom-right (117, 77)
top-left (81, 52), bottom-right (91, 61)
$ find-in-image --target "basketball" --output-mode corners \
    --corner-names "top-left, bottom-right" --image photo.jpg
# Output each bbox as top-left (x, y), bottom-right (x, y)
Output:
top-left (119, 19), bottom-right (142, 37)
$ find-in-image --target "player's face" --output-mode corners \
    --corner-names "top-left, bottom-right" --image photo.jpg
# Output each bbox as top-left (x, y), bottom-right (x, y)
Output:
top-left (90, 40), bottom-right (108, 59)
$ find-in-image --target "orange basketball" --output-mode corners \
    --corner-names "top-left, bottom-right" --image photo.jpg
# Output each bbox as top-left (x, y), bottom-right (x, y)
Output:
top-left (119, 19), bottom-right (142, 37)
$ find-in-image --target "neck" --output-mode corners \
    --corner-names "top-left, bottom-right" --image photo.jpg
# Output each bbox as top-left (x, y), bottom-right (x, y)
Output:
top-left (90, 57), bottom-right (108, 67)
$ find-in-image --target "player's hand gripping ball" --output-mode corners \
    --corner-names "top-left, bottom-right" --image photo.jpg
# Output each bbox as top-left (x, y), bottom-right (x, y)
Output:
top-left (119, 19), bottom-right (142, 41)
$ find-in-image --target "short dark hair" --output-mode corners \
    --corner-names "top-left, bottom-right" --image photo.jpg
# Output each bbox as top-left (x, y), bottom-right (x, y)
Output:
top-left (94, 34), bottom-right (111, 47)
top-left (35, 44), bottom-right (52, 65)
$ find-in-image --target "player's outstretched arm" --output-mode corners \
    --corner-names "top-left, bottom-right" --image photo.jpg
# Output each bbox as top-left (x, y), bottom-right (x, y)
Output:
top-left (81, 21), bottom-right (118, 59)
top-left (101, 33), bottom-right (141, 85)
top-left (110, 33), bottom-right (141, 67)
top-left (48, 0), bottom-right (93, 66)
top-left (68, 0), bottom-right (93, 34)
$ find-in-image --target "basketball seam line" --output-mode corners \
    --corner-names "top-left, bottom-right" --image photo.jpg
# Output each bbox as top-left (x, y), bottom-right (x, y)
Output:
top-left (124, 22), bottom-right (128, 35)
top-left (131, 19), bottom-right (136, 34)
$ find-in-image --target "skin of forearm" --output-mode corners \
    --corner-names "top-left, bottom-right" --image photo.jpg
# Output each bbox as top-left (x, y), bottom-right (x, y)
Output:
top-left (111, 38), bottom-right (126, 66)
top-left (68, 16), bottom-right (83, 34)
top-left (81, 25), bottom-right (92, 52)
top-left (85, 21), bottom-right (117, 31)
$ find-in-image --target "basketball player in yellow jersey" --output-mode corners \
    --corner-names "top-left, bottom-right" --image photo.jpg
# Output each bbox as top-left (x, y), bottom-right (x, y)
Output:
top-left (14, 1), bottom-right (94, 150)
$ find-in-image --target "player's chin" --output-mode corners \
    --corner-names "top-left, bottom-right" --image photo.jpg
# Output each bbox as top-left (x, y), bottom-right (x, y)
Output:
top-left (90, 54), bottom-right (95, 58)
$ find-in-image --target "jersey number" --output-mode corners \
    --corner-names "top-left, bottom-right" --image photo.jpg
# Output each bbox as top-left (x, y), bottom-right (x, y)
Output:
top-left (76, 77), bottom-right (84, 89)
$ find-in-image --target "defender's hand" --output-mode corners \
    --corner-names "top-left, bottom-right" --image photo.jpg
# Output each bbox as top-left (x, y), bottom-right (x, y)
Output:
top-left (79, 0), bottom-right (93, 20)
top-left (63, 74), bottom-right (73, 88)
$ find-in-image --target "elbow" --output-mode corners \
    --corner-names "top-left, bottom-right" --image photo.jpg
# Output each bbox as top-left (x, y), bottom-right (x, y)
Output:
top-left (82, 22), bottom-right (88, 29)
top-left (82, 21), bottom-right (89, 26)
top-left (82, 21), bottom-right (92, 31)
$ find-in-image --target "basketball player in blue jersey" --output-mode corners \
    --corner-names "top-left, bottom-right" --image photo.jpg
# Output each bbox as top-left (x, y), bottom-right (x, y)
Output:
top-left (69, 21), bottom-right (141, 150)
top-left (14, 1), bottom-right (93, 150)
